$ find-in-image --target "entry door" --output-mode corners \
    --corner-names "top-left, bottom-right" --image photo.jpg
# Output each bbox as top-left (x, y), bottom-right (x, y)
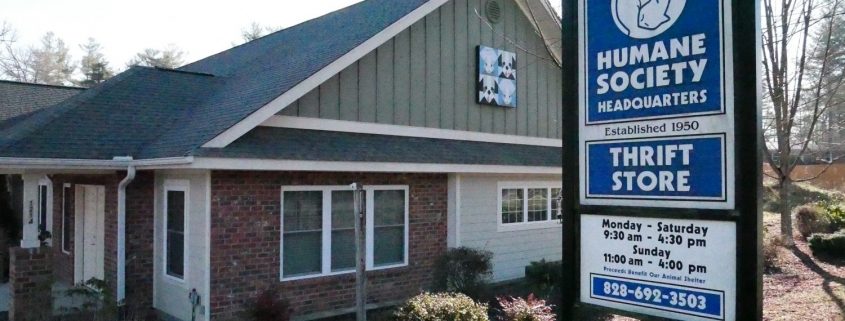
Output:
top-left (75, 185), bottom-right (105, 283)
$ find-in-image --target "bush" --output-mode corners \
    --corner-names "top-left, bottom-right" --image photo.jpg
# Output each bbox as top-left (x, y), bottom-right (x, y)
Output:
top-left (818, 201), bottom-right (845, 229)
top-left (433, 247), bottom-right (493, 299)
top-left (496, 294), bottom-right (556, 321)
top-left (394, 292), bottom-right (489, 321)
top-left (795, 205), bottom-right (833, 238)
top-left (763, 228), bottom-right (784, 273)
top-left (246, 288), bottom-right (291, 321)
top-left (808, 230), bottom-right (845, 259)
top-left (524, 260), bottom-right (561, 301)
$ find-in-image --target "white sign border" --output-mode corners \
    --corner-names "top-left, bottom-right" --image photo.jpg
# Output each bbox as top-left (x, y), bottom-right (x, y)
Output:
top-left (578, 0), bottom-right (736, 210)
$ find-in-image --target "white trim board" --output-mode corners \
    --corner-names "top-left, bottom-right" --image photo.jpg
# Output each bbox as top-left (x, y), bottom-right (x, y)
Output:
top-left (190, 157), bottom-right (561, 174)
top-left (261, 116), bottom-right (563, 147)
top-left (202, 0), bottom-right (451, 148)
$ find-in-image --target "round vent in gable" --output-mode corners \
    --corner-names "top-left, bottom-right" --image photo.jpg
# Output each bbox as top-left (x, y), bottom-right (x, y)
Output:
top-left (485, 0), bottom-right (502, 24)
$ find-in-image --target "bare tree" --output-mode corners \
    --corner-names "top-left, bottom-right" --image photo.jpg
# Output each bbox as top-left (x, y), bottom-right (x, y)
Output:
top-left (0, 29), bottom-right (76, 86)
top-left (762, 0), bottom-right (845, 245)
top-left (77, 38), bottom-right (113, 87)
top-left (126, 45), bottom-right (186, 69)
top-left (235, 22), bottom-right (281, 45)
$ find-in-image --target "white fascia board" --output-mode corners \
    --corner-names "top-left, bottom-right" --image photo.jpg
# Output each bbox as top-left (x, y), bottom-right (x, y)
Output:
top-left (262, 116), bottom-right (563, 147)
top-left (190, 157), bottom-right (562, 174)
top-left (201, 0), bottom-right (450, 149)
top-left (0, 157), bottom-right (194, 171)
top-left (514, 0), bottom-right (563, 65)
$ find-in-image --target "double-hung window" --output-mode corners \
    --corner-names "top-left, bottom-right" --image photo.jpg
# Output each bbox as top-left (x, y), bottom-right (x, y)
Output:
top-left (281, 185), bottom-right (409, 280)
top-left (164, 182), bottom-right (188, 281)
top-left (498, 182), bottom-right (563, 231)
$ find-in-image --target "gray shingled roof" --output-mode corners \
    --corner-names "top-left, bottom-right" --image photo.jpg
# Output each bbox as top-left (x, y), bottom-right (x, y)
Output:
top-left (194, 128), bottom-right (561, 167)
top-left (0, 0), bottom-right (561, 168)
top-left (0, 81), bottom-right (83, 121)
top-left (0, 0), bottom-right (429, 161)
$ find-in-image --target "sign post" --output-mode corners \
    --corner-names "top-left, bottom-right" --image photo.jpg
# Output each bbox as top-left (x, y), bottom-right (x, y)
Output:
top-left (561, 0), bottom-right (762, 320)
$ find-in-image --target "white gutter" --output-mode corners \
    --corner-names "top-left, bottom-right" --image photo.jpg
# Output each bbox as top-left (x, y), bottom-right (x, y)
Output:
top-left (115, 157), bottom-right (135, 304)
top-left (0, 156), bottom-right (194, 170)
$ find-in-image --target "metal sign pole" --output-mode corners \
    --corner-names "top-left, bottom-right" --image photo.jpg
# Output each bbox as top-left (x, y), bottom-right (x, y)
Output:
top-left (562, 0), bottom-right (762, 320)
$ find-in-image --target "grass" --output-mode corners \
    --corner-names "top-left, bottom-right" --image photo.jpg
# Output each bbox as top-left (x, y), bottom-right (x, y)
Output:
top-left (763, 180), bottom-right (845, 212)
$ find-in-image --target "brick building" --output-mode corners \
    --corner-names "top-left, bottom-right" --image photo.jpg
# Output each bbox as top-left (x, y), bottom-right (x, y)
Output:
top-left (0, 0), bottom-right (562, 319)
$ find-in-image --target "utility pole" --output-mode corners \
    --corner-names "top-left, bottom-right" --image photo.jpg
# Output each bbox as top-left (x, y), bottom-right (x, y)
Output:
top-left (351, 183), bottom-right (366, 321)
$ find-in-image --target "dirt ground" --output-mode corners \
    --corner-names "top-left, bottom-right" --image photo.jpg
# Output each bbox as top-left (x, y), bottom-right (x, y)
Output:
top-left (761, 212), bottom-right (845, 321)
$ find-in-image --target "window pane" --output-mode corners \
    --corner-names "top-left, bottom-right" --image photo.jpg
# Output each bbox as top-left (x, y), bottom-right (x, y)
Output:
top-left (166, 191), bottom-right (185, 232)
top-left (283, 191), bottom-right (322, 232)
top-left (527, 188), bottom-right (548, 222)
top-left (283, 231), bottom-right (322, 276)
top-left (501, 189), bottom-right (523, 224)
top-left (374, 190), bottom-right (404, 226)
top-left (331, 230), bottom-right (355, 271)
top-left (332, 191), bottom-right (354, 229)
top-left (551, 188), bottom-right (562, 220)
top-left (283, 191), bottom-right (323, 277)
top-left (166, 231), bottom-right (184, 278)
top-left (39, 185), bottom-right (47, 231)
top-left (374, 226), bottom-right (404, 266)
top-left (331, 191), bottom-right (355, 271)
top-left (373, 190), bottom-right (405, 266)
top-left (62, 187), bottom-right (72, 252)
top-left (166, 190), bottom-right (185, 278)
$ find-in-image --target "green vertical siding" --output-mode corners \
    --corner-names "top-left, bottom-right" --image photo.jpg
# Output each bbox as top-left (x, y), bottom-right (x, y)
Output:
top-left (280, 0), bottom-right (562, 140)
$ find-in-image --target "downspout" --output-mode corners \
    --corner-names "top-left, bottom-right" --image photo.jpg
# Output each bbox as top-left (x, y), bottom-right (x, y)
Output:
top-left (115, 156), bottom-right (136, 304)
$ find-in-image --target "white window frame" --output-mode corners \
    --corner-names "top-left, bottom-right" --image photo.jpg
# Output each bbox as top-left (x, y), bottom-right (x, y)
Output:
top-left (280, 185), bottom-right (410, 281)
top-left (163, 180), bottom-right (189, 283)
top-left (365, 185), bottom-right (410, 270)
top-left (61, 183), bottom-right (72, 254)
top-left (497, 181), bottom-right (562, 232)
top-left (37, 177), bottom-right (53, 246)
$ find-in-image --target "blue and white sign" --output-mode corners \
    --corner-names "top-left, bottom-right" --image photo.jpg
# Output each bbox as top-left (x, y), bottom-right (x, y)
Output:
top-left (580, 215), bottom-right (737, 321)
top-left (586, 135), bottom-right (726, 201)
top-left (585, 0), bottom-right (726, 124)
top-left (578, 0), bottom-right (735, 210)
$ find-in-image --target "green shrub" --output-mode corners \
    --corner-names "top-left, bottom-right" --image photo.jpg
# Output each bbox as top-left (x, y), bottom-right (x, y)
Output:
top-left (818, 201), bottom-right (845, 229)
top-left (808, 230), bottom-right (845, 259)
top-left (394, 292), bottom-right (489, 321)
top-left (795, 205), bottom-right (833, 238)
top-left (496, 294), bottom-right (556, 321)
top-left (524, 260), bottom-right (561, 301)
top-left (433, 247), bottom-right (493, 299)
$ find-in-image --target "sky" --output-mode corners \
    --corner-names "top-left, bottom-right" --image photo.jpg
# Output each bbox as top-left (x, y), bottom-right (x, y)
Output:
top-left (1, 0), bottom-right (564, 72)
top-left (1, 0), bottom-right (369, 70)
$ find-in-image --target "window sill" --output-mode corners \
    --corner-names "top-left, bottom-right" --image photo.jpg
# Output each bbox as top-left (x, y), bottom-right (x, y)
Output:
top-left (281, 262), bottom-right (409, 282)
top-left (497, 220), bottom-right (561, 232)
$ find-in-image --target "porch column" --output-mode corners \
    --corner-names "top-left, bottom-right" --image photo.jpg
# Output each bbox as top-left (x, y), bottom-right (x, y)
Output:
top-left (20, 174), bottom-right (42, 249)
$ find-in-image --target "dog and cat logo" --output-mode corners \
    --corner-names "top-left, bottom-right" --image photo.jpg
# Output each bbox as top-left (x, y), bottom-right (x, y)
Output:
top-left (477, 46), bottom-right (517, 108)
top-left (611, 0), bottom-right (686, 39)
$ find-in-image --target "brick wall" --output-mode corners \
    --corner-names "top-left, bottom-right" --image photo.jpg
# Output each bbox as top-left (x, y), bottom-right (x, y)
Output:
top-left (49, 172), bottom-right (155, 312)
top-left (209, 171), bottom-right (448, 320)
top-left (9, 246), bottom-right (53, 321)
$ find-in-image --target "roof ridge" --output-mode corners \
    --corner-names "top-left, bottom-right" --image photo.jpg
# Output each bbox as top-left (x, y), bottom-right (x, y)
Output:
top-left (0, 79), bottom-right (85, 90)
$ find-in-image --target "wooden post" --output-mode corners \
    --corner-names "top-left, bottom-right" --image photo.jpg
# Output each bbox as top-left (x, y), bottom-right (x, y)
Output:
top-left (352, 183), bottom-right (367, 321)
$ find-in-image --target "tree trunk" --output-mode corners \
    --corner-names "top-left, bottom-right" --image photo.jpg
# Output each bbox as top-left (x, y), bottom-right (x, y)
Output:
top-left (779, 177), bottom-right (795, 246)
